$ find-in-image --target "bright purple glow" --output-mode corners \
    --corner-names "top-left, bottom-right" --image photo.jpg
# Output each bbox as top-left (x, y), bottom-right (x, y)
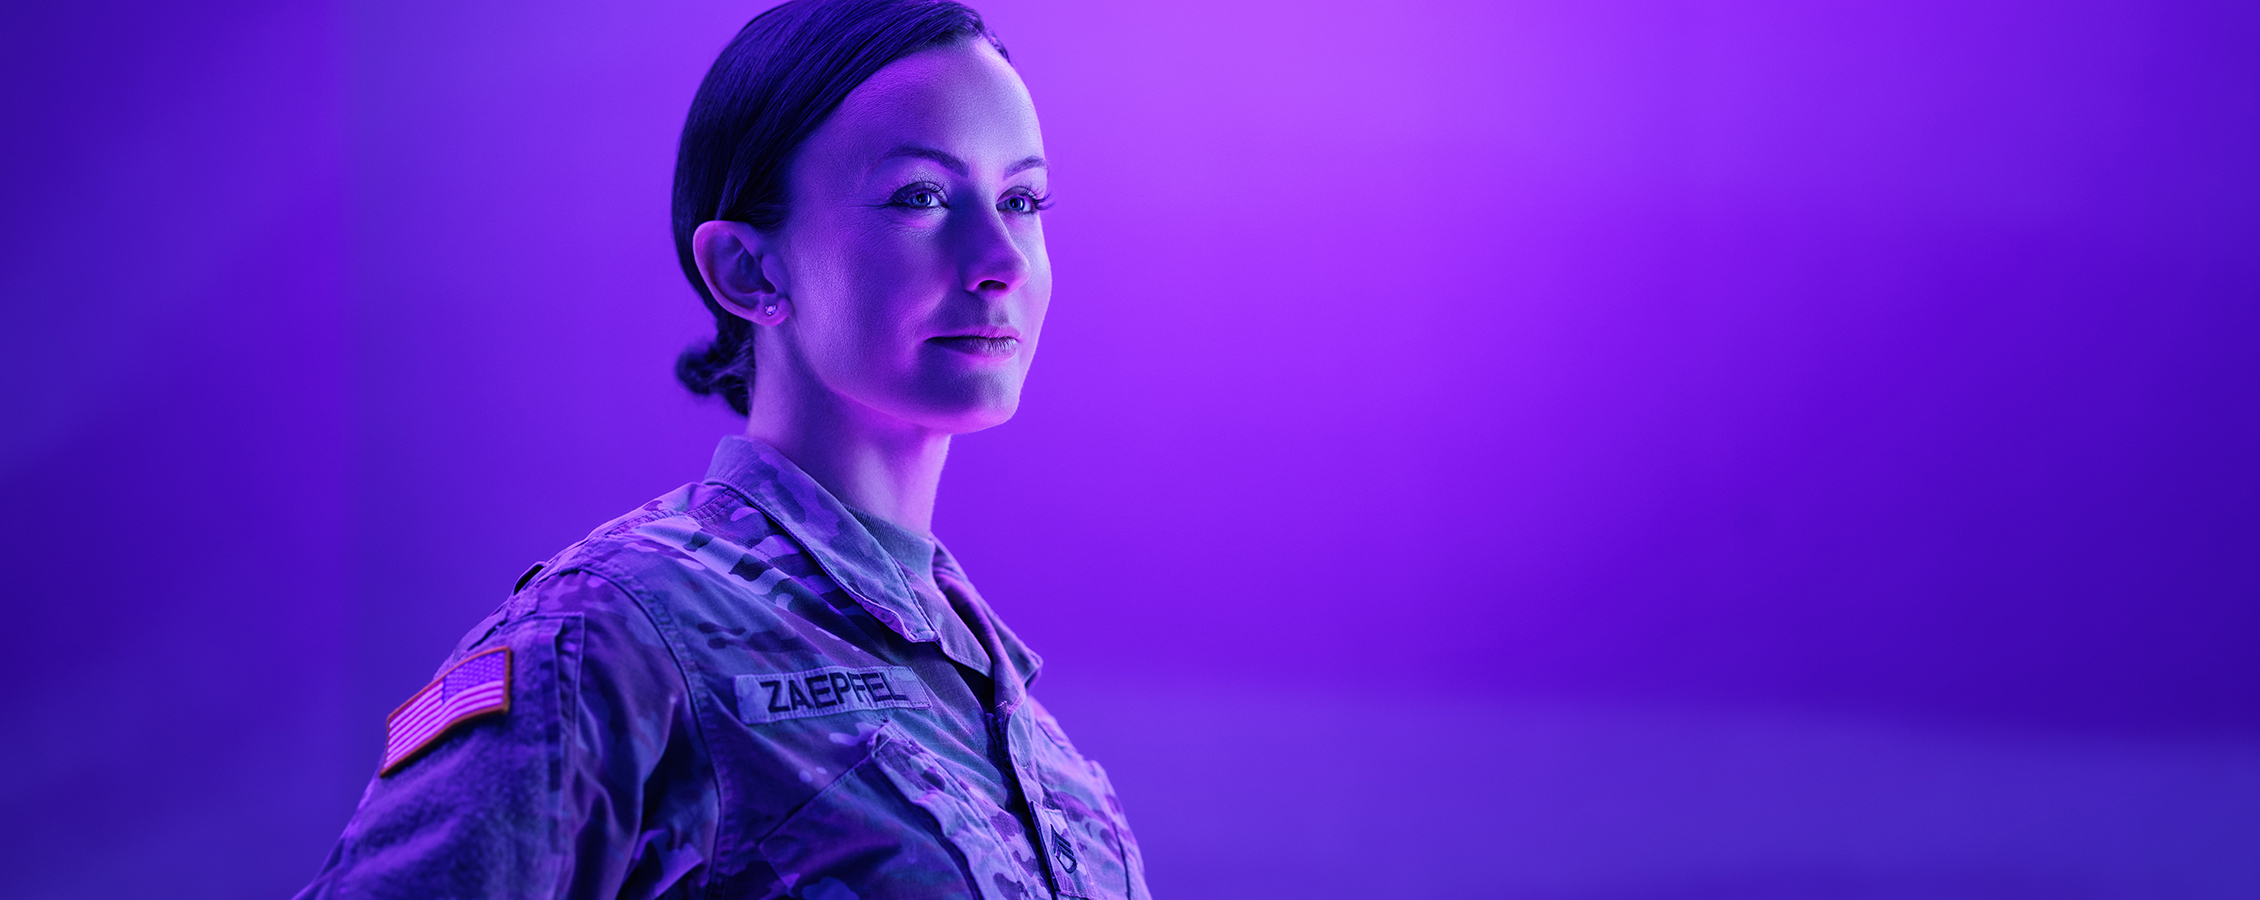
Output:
top-left (2, 0), bottom-right (2255, 896)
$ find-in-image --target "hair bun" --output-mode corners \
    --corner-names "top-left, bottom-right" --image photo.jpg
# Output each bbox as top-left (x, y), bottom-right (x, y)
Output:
top-left (675, 332), bottom-right (753, 415)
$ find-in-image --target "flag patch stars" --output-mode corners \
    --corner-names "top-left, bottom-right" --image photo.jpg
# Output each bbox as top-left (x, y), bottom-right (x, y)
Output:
top-left (381, 647), bottom-right (512, 776)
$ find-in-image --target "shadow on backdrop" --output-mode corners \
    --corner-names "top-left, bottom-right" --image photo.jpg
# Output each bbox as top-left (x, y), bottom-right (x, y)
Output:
top-left (1, 0), bottom-right (2254, 897)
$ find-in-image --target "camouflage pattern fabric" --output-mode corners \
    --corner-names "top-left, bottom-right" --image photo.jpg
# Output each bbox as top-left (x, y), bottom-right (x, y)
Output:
top-left (295, 436), bottom-right (1149, 899)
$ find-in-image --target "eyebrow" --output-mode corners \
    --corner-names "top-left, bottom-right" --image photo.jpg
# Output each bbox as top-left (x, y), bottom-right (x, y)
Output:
top-left (875, 145), bottom-right (1047, 177)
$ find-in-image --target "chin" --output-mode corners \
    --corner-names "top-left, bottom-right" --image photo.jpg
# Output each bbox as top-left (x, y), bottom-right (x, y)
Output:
top-left (932, 399), bottom-right (1019, 434)
top-left (906, 380), bottom-right (1023, 434)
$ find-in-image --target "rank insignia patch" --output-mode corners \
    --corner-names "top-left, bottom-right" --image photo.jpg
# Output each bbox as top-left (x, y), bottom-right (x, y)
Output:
top-left (381, 647), bottom-right (511, 775)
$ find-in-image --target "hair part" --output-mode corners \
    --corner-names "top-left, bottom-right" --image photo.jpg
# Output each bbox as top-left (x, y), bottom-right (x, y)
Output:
top-left (671, 0), bottom-right (1007, 415)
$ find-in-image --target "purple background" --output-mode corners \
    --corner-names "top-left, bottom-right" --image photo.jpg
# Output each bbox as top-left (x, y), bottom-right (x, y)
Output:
top-left (4, 0), bottom-right (2256, 896)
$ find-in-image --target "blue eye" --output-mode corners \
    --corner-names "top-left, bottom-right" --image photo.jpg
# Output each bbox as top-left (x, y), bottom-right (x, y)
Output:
top-left (999, 190), bottom-right (1051, 215)
top-left (890, 185), bottom-right (946, 209)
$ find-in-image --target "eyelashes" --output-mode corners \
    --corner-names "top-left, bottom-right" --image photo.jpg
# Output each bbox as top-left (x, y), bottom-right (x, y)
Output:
top-left (886, 183), bottom-right (947, 210)
top-left (1000, 189), bottom-right (1052, 214)
top-left (883, 182), bottom-right (1051, 215)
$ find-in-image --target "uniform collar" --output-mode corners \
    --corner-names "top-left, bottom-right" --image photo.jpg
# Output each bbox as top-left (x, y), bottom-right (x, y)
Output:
top-left (933, 541), bottom-right (1044, 687)
top-left (702, 436), bottom-right (1043, 685)
top-left (703, 435), bottom-right (940, 644)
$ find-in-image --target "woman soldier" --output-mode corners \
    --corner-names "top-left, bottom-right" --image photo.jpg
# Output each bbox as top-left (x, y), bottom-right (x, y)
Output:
top-left (296, 1), bottom-right (1148, 897)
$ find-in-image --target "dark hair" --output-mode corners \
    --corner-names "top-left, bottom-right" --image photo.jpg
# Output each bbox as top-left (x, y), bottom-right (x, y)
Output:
top-left (671, 0), bottom-right (1008, 415)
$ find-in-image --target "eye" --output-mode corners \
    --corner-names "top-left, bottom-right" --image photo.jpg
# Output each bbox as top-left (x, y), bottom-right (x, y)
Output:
top-left (888, 183), bottom-right (947, 209)
top-left (998, 189), bottom-right (1052, 216)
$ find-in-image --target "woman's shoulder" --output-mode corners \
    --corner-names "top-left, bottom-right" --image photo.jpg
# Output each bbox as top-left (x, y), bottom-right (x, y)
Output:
top-left (426, 481), bottom-right (763, 658)
top-left (485, 477), bottom-right (814, 643)
top-left (528, 480), bottom-right (783, 588)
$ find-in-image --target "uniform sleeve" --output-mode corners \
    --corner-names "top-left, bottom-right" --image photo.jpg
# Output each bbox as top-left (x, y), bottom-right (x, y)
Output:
top-left (294, 570), bottom-right (715, 900)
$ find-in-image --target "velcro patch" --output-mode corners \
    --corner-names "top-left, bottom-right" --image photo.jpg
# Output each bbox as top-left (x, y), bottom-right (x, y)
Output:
top-left (382, 647), bottom-right (511, 775)
top-left (735, 665), bottom-right (928, 725)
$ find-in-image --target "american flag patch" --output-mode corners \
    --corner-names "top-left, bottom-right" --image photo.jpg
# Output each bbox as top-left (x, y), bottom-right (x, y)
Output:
top-left (381, 647), bottom-right (511, 776)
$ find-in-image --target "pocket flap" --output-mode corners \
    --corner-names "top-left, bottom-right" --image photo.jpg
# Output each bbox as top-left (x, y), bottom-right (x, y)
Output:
top-left (867, 722), bottom-right (1048, 900)
top-left (756, 721), bottom-right (1047, 900)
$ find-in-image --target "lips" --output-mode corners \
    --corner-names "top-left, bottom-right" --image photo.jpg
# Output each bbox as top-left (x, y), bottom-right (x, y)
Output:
top-left (929, 323), bottom-right (1022, 359)
top-left (929, 335), bottom-right (1020, 358)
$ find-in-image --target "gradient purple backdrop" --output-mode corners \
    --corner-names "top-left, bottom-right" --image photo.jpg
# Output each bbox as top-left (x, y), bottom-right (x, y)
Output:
top-left (3, 0), bottom-right (2256, 897)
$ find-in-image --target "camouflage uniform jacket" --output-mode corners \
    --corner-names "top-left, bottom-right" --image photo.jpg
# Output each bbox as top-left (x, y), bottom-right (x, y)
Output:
top-left (296, 436), bottom-right (1150, 899)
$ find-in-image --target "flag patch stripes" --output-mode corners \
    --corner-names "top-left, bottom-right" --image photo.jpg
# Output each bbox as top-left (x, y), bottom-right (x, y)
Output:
top-left (381, 647), bottom-right (512, 775)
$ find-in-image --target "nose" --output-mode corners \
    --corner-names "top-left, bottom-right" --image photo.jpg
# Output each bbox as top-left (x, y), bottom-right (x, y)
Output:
top-left (956, 204), bottom-right (1030, 296)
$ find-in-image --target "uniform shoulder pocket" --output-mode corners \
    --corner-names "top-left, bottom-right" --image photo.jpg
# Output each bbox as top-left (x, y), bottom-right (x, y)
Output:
top-left (306, 615), bottom-right (585, 899)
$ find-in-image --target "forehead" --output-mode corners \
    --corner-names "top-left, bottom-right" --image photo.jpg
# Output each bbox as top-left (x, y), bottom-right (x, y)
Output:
top-left (803, 39), bottom-right (1044, 170)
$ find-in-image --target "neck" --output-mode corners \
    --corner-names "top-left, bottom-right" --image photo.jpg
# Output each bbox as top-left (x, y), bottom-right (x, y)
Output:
top-left (743, 358), bottom-right (949, 537)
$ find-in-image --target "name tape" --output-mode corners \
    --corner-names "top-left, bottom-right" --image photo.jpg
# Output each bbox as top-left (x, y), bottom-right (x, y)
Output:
top-left (735, 665), bottom-right (929, 725)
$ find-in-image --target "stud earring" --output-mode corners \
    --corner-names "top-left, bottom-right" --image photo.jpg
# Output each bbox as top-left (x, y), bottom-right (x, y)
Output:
top-left (760, 299), bottom-right (780, 318)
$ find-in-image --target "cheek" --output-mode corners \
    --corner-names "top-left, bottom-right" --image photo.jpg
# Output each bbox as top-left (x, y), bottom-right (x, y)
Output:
top-left (1022, 249), bottom-right (1054, 340)
top-left (794, 232), bottom-right (955, 388)
top-left (849, 222), bottom-right (956, 303)
top-left (807, 227), bottom-right (930, 321)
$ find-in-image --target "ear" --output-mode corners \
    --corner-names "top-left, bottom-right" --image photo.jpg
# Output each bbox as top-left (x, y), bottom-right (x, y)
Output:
top-left (691, 220), bottom-right (791, 325)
